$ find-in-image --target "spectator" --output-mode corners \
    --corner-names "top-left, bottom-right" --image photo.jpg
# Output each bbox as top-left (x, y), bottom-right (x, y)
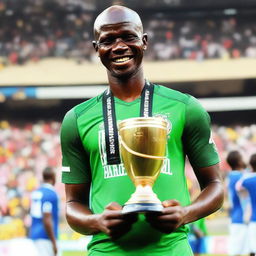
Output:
top-left (189, 218), bottom-right (208, 256)
top-left (238, 154), bottom-right (256, 256)
top-left (226, 150), bottom-right (249, 256)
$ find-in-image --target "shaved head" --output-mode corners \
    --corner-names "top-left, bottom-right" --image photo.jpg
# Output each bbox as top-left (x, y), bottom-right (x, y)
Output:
top-left (94, 5), bottom-right (143, 38)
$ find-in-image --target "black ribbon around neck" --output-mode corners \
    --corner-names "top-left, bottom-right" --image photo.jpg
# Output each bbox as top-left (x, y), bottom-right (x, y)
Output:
top-left (102, 81), bottom-right (154, 165)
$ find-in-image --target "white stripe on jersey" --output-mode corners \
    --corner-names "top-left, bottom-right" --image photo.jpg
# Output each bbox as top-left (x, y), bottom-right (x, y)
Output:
top-left (62, 166), bottom-right (70, 172)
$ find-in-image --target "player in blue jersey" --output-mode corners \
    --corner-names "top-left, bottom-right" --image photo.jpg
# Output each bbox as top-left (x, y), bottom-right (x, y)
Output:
top-left (29, 167), bottom-right (59, 256)
top-left (240, 154), bottom-right (256, 256)
top-left (226, 150), bottom-right (248, 256)
top-left (188, 218), bottom-right (208, 256)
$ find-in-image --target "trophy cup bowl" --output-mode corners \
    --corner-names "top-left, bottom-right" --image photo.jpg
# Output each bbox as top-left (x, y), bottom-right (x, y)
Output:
top-left (118, 117), bottom-right (168, 214)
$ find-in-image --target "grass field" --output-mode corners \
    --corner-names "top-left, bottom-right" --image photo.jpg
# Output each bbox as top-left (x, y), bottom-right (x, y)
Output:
top-left (62, 252), bottom-right (87, 256)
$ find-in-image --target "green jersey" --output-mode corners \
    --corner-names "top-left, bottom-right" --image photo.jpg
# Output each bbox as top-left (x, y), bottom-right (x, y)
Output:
top-left (61, 84), bottom-right (219, 255)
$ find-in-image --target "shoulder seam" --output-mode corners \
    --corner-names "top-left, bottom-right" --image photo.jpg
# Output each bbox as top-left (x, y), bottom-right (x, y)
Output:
top-left (154, 85), bottom-right (191, 105)
top-left (76, 94), bottom-right (103, 118)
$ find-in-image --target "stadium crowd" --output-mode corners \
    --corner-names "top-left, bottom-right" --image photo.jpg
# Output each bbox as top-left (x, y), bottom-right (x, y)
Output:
top-left (1, 0), bottom-right (256, 67)
top-left (0, 119), bottom-right (256, 239)
top-left (0, 120), bottom-right (63, 239)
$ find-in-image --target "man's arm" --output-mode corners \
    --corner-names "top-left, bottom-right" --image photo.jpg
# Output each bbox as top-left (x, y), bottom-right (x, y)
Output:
top-left (43, 212), bottom-right (58, 255)
top-left (183, 163), bottom-right (224, 223)
top-left (146, 164), bottom-right (224, 233)
top-left (61, 110), bottom-right (136, 239)
top-left (65, 183), bottom-right (137, 239)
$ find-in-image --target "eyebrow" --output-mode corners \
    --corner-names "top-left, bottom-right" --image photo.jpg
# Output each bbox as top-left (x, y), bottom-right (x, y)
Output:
top-left (99, 29), bottom-right (142, 39)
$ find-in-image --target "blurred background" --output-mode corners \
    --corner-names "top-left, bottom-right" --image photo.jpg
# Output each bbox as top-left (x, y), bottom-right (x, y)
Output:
top-left (0, 0), bottom-right (256, 255)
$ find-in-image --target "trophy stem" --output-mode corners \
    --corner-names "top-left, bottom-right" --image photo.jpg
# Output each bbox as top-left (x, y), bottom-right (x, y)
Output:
top-left (134, 177), bottom-right (155, 187)
top-left (130, 184), bottom-right (161, 203)
top-left (122, 184), bottom-right (163, 213)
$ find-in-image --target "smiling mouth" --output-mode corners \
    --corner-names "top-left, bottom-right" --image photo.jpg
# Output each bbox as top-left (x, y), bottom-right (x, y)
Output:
top-left (113, 56), bottom-right (132, 63)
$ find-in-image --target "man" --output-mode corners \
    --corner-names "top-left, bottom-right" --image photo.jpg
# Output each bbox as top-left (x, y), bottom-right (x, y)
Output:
top-left (226, 150), bottom-right (248, 256)
top-left (188, 218), bottom-right (208, 256)
top-left (239, 154), bottom-right (256, 256)
top-left (29, 167), bottom-right (59, 256)
top-left (60, 5), bottom-right (224, 256)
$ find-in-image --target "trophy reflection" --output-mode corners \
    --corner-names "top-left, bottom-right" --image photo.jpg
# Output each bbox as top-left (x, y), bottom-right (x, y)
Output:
top-left (118, 117), bottom-right (168, 214)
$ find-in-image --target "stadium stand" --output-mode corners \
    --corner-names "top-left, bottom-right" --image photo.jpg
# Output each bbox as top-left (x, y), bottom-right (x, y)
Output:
top-left (0, 0), bottom-right (256, 67)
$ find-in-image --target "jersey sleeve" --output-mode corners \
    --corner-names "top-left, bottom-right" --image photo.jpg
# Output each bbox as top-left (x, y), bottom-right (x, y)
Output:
top-left (240, 174), bottom-right (251, 189)
top-left (42, 201), bottom-right (53, 213)
top-left (182, 96), bottom-right (219, 168)
top-left (61, 108), bottom-right (91, 184)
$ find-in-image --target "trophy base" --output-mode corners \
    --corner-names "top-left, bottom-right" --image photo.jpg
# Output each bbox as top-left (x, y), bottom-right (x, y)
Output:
top-left (122, 203), bottom-right (163, 214)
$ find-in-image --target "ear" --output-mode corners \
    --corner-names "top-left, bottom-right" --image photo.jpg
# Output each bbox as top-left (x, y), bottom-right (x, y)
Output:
top-left (92, 41), bottom-right (98, 52)
top-left (142, 33), bottom-right (148, 51)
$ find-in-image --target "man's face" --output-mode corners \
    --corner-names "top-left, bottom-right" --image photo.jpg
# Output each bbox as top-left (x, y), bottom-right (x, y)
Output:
top-left (94, 22), bottom-right (147, 79)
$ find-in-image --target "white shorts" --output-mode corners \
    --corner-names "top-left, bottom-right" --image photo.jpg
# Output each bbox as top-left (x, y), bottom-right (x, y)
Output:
top-left (248, 222), bottom-right (256, 253)
top-left (34, 239), bottom-right (55, 256)
top-left (228, 223), bottom-right (249, 255)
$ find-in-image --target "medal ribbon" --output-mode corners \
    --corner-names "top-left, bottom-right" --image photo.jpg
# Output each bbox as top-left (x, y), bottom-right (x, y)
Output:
top-left (102, 81), bottom-right (154, 165)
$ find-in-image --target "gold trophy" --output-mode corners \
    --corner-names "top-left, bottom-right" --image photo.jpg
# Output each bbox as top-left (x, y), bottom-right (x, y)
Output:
top-left (118, 117), bottom-right (168, 214)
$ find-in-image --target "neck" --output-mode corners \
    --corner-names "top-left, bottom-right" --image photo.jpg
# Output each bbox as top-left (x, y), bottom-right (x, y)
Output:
top-left (107, 70), bottom-right (145, 102)
top-left (44, 181), bottom-right (54, 186)
top-left (233, 167), bottom-right (243, 171)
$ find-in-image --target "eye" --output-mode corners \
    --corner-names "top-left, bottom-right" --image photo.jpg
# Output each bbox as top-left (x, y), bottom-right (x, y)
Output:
top-left (123, 34), bottom-right (139, 42)
top-left (99, 37), bottom-right (115, 47)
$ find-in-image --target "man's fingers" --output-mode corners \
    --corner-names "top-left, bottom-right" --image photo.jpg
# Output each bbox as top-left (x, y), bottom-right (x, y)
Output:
top-left (162, 199), bottom-right (180, 208)
top-left (105, 202), bottom-right (123, 210)
top-left (104, 218), bottom-right (124, 228)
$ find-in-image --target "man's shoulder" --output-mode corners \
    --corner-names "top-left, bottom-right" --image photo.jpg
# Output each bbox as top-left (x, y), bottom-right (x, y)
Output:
top-left (63, 94), bottom-right (103, 122)
top-left (243, 173), bottom-right (256, 183)
top-left (229, 170), bottom-right (242, 177)
top-left (73, 94), bottom-right (103, 117)
top-left (154, 84), bottom-right (192, 105)
top-left (41, 185), bottom-right (59, 200)
top-left (155, 85), bottom-right (208, 117)
top-left (31, 188), bottom-right (43, 198)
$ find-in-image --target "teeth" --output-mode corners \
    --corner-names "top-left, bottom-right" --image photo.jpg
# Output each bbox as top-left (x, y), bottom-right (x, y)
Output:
top-left (114, 57), bottom-right (130, 63)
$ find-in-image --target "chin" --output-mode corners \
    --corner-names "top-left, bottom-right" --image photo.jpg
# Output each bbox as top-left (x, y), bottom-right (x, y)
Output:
top-left (111, 67), bottom-right (140, 80)
top-left (112, 71), bottom-right (133, 79)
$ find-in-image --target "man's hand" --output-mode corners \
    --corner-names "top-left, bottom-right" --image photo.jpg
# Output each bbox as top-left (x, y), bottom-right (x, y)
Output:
top-left (194, 228), bottom-right (204, 239)
top-left (97, 202), bottom-right (138, 239)
top-left (52, 242), bottom-right (58, 256)
top-left (145, 200), bottom-right (186, 233)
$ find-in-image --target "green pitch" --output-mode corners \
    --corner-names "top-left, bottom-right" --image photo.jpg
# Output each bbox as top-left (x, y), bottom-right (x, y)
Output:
top-left (62, 252), bottom-right (87, 256)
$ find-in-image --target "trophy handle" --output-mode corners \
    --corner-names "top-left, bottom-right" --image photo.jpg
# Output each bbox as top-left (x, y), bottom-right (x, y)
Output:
top-left (119, 137), bottom-right (166, 160)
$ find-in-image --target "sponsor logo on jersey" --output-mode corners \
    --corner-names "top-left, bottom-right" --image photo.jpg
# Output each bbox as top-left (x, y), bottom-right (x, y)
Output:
top-left (154, 114), bottom-right (172, 134)
top-left (104, 164), bottom-right (126, 178)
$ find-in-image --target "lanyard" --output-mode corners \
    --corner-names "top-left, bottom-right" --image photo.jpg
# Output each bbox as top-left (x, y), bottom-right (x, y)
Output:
top-left (102, 81), bottom-right (154, 165)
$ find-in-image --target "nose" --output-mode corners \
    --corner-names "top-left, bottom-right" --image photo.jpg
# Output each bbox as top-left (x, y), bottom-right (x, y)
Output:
top-left (112, 38), bottom-right (128, 52)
